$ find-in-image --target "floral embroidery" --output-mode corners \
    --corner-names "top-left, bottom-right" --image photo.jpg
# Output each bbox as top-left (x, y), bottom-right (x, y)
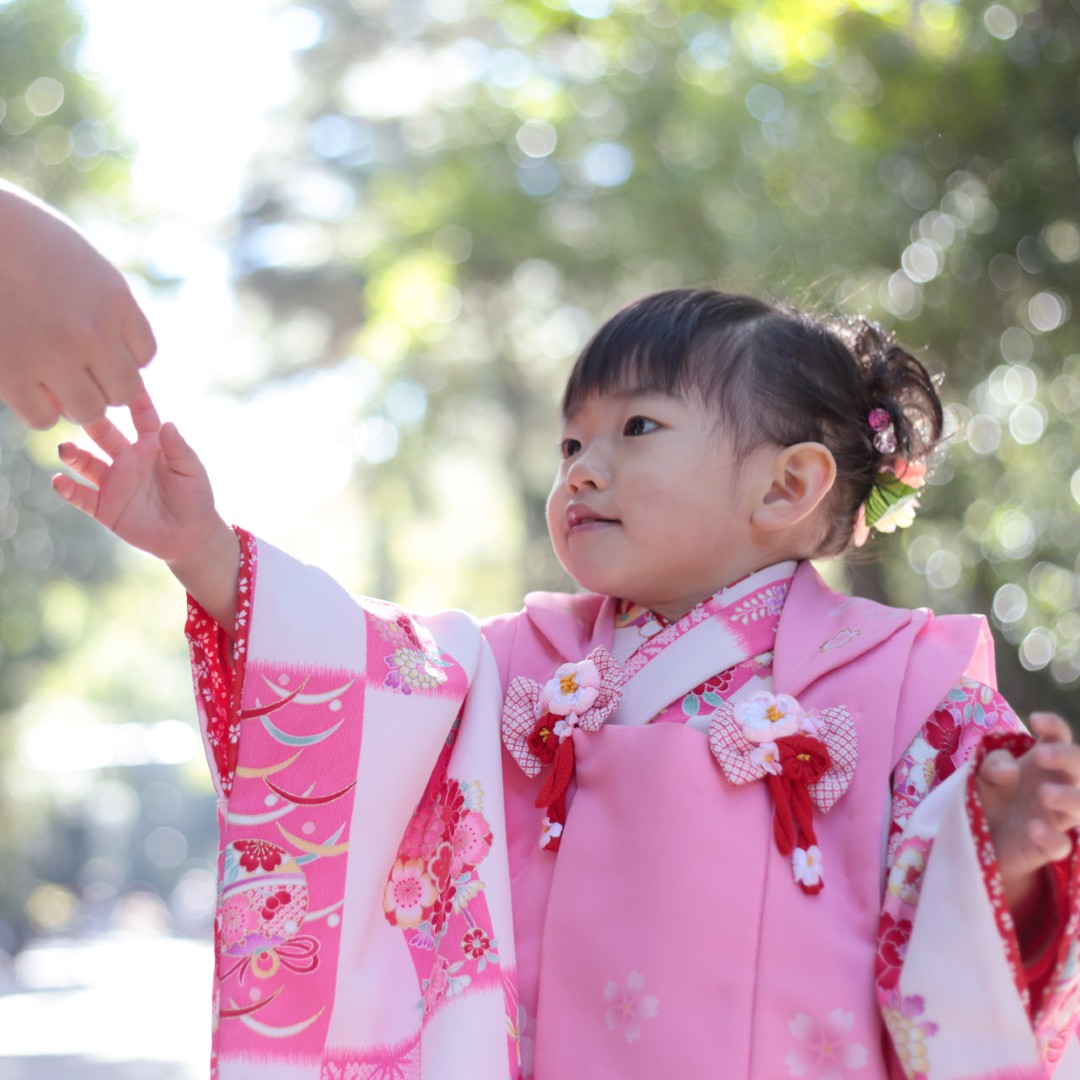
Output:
top-left (603, 970), bottom-right (659, 1043)
top-left (710, 692), bottom-right (858, 894)
top-left (785, 1008), bottom-right (869, 1077)
top-left (880, 995), bottom-right (938, 1079)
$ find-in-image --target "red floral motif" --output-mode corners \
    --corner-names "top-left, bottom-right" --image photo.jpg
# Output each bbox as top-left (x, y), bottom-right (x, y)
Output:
top-left (778, 734), bottom-right (832, 785)
top-left (234, 839), bottom-right (285, 873)
top-left (925, 708), bottom-right (962, 782)
top-left (385, 769), bottom-right (493, 940)
top-left (876, 912), bottom-right (913, 991)
top-left (461, 927), bottom-right (491, 960)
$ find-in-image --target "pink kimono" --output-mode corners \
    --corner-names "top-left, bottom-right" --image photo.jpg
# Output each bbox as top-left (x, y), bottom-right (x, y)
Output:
top-left (188, 531), bottom-right (1080, 1079)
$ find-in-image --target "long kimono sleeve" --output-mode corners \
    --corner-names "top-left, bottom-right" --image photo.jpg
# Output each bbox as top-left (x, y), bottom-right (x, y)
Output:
top-left (878, 679), bottom-right (1080, 1077)
top-left (185, 529), bottom-right (520, 1080)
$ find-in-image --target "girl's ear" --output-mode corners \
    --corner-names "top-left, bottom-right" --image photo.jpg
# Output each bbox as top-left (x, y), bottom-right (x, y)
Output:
top-left (751, 442), bottom-right (837, 532)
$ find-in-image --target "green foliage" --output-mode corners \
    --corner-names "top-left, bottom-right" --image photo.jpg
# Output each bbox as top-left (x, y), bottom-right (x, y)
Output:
top-left (233, 0), bottom-right (1080, 713)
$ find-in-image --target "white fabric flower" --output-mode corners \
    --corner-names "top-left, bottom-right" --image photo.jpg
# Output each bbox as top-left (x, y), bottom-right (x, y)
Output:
top-left (540, 660), bottom-right (601, 717)
top-left (793, 846), bottom-right (824, 888)
top-left (735, 691), bottom-right (802, 743)
top-left (749, 741), bottom-right (783, 776)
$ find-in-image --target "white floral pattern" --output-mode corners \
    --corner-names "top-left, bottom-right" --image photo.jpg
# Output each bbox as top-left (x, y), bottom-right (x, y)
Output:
top-left (785, 1008), bottom-right (869, 1078)
top-left (603, 970), bottom-right (659, 1043)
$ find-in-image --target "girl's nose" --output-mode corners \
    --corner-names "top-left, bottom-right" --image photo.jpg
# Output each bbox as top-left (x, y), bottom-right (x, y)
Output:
top-left (566, 448), bottom-right (608, 492)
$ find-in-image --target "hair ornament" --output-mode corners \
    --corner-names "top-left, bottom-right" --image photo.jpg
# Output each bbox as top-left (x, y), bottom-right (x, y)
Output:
top-left (852, 459), bottom-right (928, 548)
top-left (867, 408), bottom-right (897, 454)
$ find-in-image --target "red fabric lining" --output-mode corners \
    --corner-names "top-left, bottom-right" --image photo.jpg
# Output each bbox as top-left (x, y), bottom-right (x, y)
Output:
top-left (184, 526), bottom-right (256, 798)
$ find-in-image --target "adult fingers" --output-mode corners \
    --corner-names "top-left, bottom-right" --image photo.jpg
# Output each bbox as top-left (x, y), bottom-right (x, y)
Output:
top-left (4, 383), bottom-right (62, 430)
top-left (54, 369), bottom-right (109, 427)
top-left (51, 472), bottom-right (100, 518)
top-left (57, 441), bottom-right (108, 487)
top-left (122, 299), bottom-right (157, 369)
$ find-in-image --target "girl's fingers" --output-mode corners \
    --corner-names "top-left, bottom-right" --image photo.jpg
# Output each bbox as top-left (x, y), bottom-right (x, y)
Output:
top-left (1039, 783), bottom-right (1080, 828)
top-left (159, 421), bottom-right (203, 477)
top-left (978, 749), bottom-right (1020, 788)
top-left (1033, 741), bottom-right (1080, 780)
top-left (51, 473), bottom-right (100, 518)
top-left (1029, 712), bottom-right (1073, 743)
top-left (129, 389), bottom-right (161, 437)
top-left (1027, 816), bottom-right (1074, 863)
top-left (57, 441), bottom-right (108, 487)
top-left (83, 414), bottom-right (130, 459)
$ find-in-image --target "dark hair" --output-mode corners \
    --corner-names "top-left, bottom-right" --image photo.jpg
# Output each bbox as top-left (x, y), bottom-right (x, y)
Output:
top-left (561, 288), bottom-right (944, 555)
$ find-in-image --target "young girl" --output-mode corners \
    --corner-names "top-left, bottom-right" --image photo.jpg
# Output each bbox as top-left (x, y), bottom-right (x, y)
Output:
top-left (53, 289), bottom-right (1080, 1079)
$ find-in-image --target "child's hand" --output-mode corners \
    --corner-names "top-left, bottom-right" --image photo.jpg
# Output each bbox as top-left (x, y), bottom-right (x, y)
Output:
top-left (53, 392), bottom-right (241, 628)
top-left (977, 712), bottom-right (1079, 908)
top-left (52, 392), bottom-right (220, 563)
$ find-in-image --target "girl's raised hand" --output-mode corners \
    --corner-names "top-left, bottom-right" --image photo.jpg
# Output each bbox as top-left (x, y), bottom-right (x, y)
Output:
top-left (977, 712), bottom-right (1080, 907)
top-left (53, 391), bottom-right (223, 565)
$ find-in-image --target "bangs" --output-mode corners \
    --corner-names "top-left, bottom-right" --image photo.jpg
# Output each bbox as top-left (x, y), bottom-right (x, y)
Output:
top-left (561, 288), bottom-right (773, 421)
top-left (561, 291), bottom-right (707, 416)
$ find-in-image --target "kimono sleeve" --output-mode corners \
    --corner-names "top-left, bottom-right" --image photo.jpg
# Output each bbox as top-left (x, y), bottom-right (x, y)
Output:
top-left (878, 681), bottom-right (1080, 1077)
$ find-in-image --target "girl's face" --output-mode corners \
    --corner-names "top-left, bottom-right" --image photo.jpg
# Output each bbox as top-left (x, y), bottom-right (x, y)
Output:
top-left (546, 390), bottom-right (778, 623)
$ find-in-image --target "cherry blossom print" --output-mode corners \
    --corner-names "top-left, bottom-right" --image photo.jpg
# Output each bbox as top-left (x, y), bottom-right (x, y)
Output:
top-left (460, 927), bottom-right (491, 960)
top-left (450, 810), bottom-right (492, 874)
top-left (736, 691), bottom-right (803, 742)
top-left (234, 838), bottom-right (285, 873)
top-left (793, 846), bottom-right (824, 890)
top-left (785, 1008), bottom-right (869, 1078)
top-left (383, 858), bottom-right (438, 929)
top-left (603, 970), bottom-right (659, 1044)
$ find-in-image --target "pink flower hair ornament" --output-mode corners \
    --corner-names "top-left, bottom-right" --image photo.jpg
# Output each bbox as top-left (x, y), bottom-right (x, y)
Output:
top-left (852, 457), bottom-right (929, 548)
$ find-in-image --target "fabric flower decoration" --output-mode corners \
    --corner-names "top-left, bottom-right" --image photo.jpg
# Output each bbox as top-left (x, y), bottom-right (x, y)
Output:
top-left (735, 691), bottom-right (803, 742)
top-left (541, 659), bottom-right (601, 718)
top-left (502, 647), bottom-right (625, 853)
top-left (855, 458), bottom-right (929, 547)
top-left (710, 694), bottom-right (858, 894)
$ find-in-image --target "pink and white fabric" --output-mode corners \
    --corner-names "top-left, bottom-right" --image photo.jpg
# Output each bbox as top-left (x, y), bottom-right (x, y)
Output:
top-left (187, 538), bottom-right (1080, 1078)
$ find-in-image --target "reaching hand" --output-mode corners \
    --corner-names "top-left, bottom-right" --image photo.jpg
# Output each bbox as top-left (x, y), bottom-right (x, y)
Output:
top-left (977, 712), bottom-right (1079, 903)
top-left (0, 185), bottom-right (156, 428)
top-left (52, 392), bottom-right (222, 564)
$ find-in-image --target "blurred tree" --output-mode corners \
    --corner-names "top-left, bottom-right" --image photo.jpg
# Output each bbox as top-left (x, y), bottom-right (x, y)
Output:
top-left (232, 0), bottom-right (1080, 717)
top-left (0, 0), bottom-right (141, 949)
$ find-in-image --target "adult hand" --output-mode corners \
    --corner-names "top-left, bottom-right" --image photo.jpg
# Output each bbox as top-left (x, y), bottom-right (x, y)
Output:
top-left (0, 183), bottom-right (156, 428)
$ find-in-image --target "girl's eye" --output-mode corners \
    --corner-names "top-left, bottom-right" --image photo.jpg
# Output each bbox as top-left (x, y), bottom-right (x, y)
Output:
top-left (560, 438), bottom-right (582, 459)
top-left (624, 416), bottom-right (659, 437)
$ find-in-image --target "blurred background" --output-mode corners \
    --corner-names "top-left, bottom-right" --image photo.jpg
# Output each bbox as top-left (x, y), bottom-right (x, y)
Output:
top-left (1, 0), bottom-right (1078, 1073)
